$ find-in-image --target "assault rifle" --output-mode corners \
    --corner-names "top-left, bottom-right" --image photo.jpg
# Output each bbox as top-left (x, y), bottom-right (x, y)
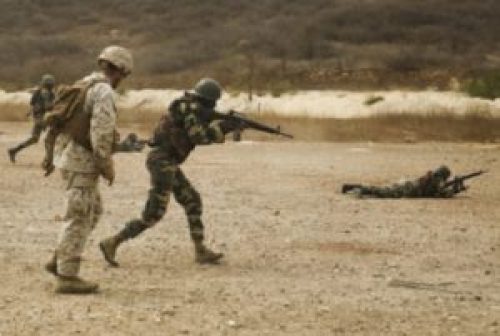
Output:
top-left (212, 110), bottom-right (294, 139)
top-left (443, 170), bottom-right (487, 193)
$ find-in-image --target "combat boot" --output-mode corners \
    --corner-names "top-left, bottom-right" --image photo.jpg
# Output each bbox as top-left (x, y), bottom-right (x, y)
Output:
top-left (7, 148), bottom-right (17, 163)
top-left (341, 184), bottom-right (362, 194)
top-left (55, 276), bottom-right (99, 294)
top-left (44, 253), bottom-right (58, 276)
top-left (99, 236), bottom-right (122, 267)
top-left (195, 243), bottom-right (224, 264)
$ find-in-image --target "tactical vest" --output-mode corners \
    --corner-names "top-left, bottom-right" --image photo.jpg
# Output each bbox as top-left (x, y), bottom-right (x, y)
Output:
top-left (42, 78), bottom-right (109, 176)
top-left (151, 96), bottom-right (212, 163)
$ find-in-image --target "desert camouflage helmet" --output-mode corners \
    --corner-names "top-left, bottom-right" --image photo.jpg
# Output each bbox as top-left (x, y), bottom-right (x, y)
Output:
top-left (433, 165), bottom-right (451, 179)
top-left (41, 74), bottom-right (55, 87)
top-left (98, 45), bottom-right (134, 75)
top-left (193, 78), bottom-right (222, 102)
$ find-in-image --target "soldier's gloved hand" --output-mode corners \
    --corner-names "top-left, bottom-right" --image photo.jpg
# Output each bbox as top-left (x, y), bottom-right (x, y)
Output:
top-left (219, 119), bottom-right (243, 134)
top-left (452, 181), bottom-right (467, 193)
top-left (99, 160), bottom-right (115, 186)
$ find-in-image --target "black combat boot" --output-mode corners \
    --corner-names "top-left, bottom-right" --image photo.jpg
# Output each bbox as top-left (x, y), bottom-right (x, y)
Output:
top-left (7, 147), bottom-right (18, 163)
top-left (44, 252), bottom-right (58, 276)
top-left (341, 184), bottom-right (362, 194)
top-left (194, 241), bottom-right (224, 264)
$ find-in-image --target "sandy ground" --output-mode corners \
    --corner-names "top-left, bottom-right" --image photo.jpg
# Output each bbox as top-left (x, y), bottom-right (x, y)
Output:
top-left (0, 122), bottom-right (499, 336)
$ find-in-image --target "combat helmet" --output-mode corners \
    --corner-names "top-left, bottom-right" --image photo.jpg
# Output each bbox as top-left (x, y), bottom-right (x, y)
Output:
top-left (41, 74), bottom-right (55, 88)
top-left (127, 133), bottom-right (138, 141)
top-left (192, 78), bottom-right (222, 102)
top-left (98, 45), bottom-right (134, 75)
top-left (433, 165), bottom-right (451, 180)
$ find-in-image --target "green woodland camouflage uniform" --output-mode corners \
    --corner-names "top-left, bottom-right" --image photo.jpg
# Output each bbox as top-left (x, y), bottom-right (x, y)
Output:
top-left (8, 75), bottom-right (55, 162)
top-left (352, 166), bottom-right (455, 198)
top-left (50, 71), bottom-right (116, 281)
top-left (100, 79), bottom-right (238, 266)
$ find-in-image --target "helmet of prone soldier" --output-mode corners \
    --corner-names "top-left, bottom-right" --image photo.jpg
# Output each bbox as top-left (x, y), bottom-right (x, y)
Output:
top-left (41, 74), bottom-right (55, 88)
top-left (433, 165), bottom-right (451, 180)
top-left (192, 78), bottom-right (222, 102)
top-left (127, 133), bottom-right (138, 141)
top-left (98, 45), bottom-right (134, 75)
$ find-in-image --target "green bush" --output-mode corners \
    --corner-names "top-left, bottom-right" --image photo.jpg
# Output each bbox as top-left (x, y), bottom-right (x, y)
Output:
top-left (465, 71), bottom-right (500, 100)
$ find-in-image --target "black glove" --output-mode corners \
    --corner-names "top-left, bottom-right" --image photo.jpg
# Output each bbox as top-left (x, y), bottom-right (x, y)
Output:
top-left (219, 119), bottom-right (243, 134)
top-left (452, 179), bottom-right (467, 193)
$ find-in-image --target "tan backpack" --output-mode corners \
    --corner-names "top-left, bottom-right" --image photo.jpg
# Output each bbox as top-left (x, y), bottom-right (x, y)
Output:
top-left (42, 79), bottom-right (106, 176)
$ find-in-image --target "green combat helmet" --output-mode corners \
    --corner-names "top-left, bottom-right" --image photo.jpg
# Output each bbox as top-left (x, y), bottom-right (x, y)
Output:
top-left (433, 165), bottom-right (451, 180)
top-left (193, 78), bottom-right (222, 102)
top-left (41, 74), bottom-right (55, 88)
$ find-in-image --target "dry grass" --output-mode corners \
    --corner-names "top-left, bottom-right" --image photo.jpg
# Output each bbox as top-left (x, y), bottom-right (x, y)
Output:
top-left (3, 103), bottom-right (499, 142)
top-left (0, 0), bottom-right (499, 90)
top-left (118, 107), bottom-right (500, 143)
top-left (0, 103), bottom-right (30, 122)
top-left (253, 111), bottom-right (500, 142)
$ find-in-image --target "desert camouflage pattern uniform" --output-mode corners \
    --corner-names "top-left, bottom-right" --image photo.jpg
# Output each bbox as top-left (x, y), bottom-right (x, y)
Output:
top-left (358, 172), bottom-right (454, 198)
top-left (117, 93), bottom-right (225, 244)
top-left (14, 88), bottom-right (55, 151)
top-left (53, 72), bottom-right (116, 277)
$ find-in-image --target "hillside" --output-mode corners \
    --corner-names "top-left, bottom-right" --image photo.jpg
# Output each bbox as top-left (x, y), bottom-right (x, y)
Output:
top-left (1, 0), bottom-right (499, 90)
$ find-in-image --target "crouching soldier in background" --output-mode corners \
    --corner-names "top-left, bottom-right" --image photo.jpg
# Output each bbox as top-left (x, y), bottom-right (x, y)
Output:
top-left (342, 166), bottom-right (457, 198)
top-left (114, 132), bottom-right (147, 152)
top-left (46, 46), bottom-right (133, 294)
top-left (100, 78), bottom-right (242, 267)
top-left (8, 74), bottom-right (56, 163)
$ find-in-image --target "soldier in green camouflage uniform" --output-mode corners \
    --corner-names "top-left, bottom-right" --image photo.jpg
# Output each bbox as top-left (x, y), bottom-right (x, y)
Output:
top-left (342, 166), bottom-right (456, 198)
top-left (100, 78), bottom-right (241, 266)
top-left (8, 74), bottom-right (55, 163)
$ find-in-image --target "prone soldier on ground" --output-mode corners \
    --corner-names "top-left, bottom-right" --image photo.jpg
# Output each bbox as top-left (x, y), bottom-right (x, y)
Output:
top-left (45, 45), bottom-right (133, 294)
top-left (7, 74), bottom-right (56, 163)
top-left (342, 166), bottom-right (485, 198)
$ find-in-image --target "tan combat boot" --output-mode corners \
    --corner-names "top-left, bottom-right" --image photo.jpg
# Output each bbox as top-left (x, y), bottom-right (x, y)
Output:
top-left (195, 243), bottom-right (224, 264)
top-left (44, 253), bottom-right (58, 276)
top-left (55, 276), bottom-right (99, 294)
top-left (99, 236), bottom-right (122, 267)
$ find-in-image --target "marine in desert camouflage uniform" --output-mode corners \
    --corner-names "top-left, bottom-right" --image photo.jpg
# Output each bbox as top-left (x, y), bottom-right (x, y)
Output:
top-left (45, 46), bottom-right (133, 294)
top-left (342, 166), bottom-right (456, 198)
top-left (99, 78), bottom-right (242, 267)
top-left (8, 74), bottom-right (56, 163)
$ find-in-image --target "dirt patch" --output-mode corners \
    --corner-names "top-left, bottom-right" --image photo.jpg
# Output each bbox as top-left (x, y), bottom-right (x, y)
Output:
top-left (0, 123), bottom-right (499, 335)
top-left (294, 241), bottom-right (397, 255)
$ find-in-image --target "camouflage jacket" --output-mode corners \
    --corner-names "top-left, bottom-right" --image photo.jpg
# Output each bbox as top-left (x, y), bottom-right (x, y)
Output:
top-left (413, 171), bottom-right (454, 197)
top-left (149, 93), bottom-right (224, 164)
top-left (30, 87), bottom-right (55, 118)
top-left (391, 172), bottom-right (454, 198)
top-left (53, 72), bottom-right (116, 173)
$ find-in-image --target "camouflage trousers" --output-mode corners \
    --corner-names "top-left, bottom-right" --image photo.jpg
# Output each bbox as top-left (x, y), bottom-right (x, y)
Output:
top-left (360, 181), bottom-right (418, 198)
top-left (56, 170), bottom-right (102, 276)
top-left (13, 116), bottom-right (45, 151)
top-left (120, 157), bottom-right (204, 242)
